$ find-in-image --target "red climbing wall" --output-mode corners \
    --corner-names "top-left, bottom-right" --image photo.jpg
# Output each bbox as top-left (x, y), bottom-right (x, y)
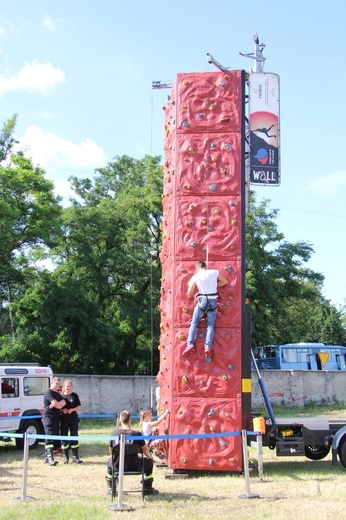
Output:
top-left (157, 70), bottom-right (250, 472)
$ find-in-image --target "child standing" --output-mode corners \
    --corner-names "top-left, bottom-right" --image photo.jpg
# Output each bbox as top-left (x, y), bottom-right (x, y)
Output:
top-left (140, 409), bottom-right (169, 447)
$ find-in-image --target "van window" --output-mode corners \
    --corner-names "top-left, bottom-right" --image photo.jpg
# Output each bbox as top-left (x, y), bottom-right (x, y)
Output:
top-left (24, 376), bottom-right (50, 396)
top-left (1, 377), bottom-right (19, 398)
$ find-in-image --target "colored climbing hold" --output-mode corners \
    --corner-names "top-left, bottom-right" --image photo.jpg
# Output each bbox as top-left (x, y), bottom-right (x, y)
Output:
top-left (220, 168), bottom-right (227, 175)
top-left (182, 121), bottom-right (190, 127)
top-left (188, 147), bottom-right (196, 154)
top-left (220, 116), bottom-right (230, 122)
top-left (182, 80), bottom-right (189, 85)
top-left (190, 242), bottom-right (197, 247)
top-left (222, 375), bottom-right (228, 381)
top-left (209, 103), bottom-right (216, 109)
top-left (181, 376), bottom-right (188, 383)
top-left (214, 209), bottom-right (221, 215)
top-left (182, 306), bottom-right (189, 313)
top-left (225, 143), bottom-right (232, 151)
top-left (185, 220), bottom-right (192, 227)
top-left (209, 184), bottom-right (217, 191)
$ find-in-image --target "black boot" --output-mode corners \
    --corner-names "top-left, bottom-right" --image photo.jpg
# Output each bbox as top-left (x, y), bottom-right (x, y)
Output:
top-left (63, 447), bottom-right (69, 464)
top-left (46, 448), bottom-right (58, 466)
top-left (105, 475), bottom-right (113, 497)
top-left (72, 447), bottom-right (83, 464)
top-left (143, 477), bottom-right (159, 495)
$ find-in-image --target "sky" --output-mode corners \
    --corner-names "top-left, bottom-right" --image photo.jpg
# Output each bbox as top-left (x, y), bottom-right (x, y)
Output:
top-left (1, 0), bottom-right (346, 309)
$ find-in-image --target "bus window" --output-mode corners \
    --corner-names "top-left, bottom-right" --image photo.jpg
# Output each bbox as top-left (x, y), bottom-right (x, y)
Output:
top-left (282, 348), bottom-right (298, 364)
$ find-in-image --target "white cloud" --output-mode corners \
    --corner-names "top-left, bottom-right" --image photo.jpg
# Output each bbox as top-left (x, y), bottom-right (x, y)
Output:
top-left (19, 125), bottom-right (107, 168)
top-left (308, 170), bottom-right (346, 196)
top-left (18, 125), bottom-right (107, 204)
top-left (0, 60), bottom-right (65, 97)
top-left (41, 13), bottom-right (71, 31)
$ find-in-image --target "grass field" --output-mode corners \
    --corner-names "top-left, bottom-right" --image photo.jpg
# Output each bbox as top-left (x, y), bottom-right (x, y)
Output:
top-left (1, 406), bottom-right (346, 520)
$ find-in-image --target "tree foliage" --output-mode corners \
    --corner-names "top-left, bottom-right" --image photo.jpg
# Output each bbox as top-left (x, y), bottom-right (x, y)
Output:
top-left (246, 192), bottom-right (344, 346)
top-left (0, 117), bottom-right (344, 373)
top-left (4, 154), bottom-right (163, 374)
top-left (0, 117), bottom-right (62, 338)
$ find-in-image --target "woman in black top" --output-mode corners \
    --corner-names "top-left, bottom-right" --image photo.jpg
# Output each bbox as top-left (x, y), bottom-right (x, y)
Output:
top-left (60, 379), bottom-right (83, 464)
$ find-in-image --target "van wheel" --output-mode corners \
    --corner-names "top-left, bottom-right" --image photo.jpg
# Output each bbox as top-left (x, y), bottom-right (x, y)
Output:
top-left (15, 421), bottom-right (41, 450)
top-left (305, 445), bottom-right (330, 460)
top-left (337, 437), bottom-right (346, 468)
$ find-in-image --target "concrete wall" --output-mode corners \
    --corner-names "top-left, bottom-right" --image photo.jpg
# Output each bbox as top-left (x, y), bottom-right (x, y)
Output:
top-left (58, 375), bottom-right (157, 415)
top-left (58, 371), bottom-right (346, 415)
top-left (252, 370), bottom-right (346, 408)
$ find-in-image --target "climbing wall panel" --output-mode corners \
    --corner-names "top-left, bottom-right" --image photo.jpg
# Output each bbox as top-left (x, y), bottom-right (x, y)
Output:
top-left (157, 70), bottom-right (246, 472)
top-left (169, 397), bottom-right (243, 471)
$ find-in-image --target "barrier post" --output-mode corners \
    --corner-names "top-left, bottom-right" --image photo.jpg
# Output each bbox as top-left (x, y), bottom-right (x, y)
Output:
top-left (256, 434), bottom-right (264, 481)
top-left (238, 430), bottom-right (260, 499)
top-left (109, 433), bottom-right (133, 511)
top-left (14, 433), bottom-right (34, 502)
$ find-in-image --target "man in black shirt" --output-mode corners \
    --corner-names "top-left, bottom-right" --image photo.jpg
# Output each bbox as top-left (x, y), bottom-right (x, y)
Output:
top-left (43, 376), bottom-right (66, 466)
top-left (107, 410), bottom-right (159, 495)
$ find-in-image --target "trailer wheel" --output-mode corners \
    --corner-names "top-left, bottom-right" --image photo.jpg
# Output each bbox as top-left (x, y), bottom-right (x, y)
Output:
top-left (305, 445), bottom-right (330, 460)
top-left (15, 420), bottom-right (41, 450)
top-left (337, 437), bottom-right (346, 469)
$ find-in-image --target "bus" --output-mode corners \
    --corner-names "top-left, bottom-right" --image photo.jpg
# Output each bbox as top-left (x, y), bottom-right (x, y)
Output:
top-left (253, 342), bottom-right (346, 370)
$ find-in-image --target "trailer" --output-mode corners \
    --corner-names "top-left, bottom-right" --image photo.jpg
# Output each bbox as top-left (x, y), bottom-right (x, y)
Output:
top-left (251, 352), bottom-right (346, 469)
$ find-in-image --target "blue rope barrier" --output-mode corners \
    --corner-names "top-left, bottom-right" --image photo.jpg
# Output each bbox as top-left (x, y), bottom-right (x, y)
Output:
top-left (0, 412), bottom-right (261, 442)
top-left (0, 413), bottom-right (118, 421)
top-left (26, 430), bottom-right (259, 442)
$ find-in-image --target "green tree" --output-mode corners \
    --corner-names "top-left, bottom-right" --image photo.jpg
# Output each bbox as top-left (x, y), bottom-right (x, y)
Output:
top-left (12, 154), bottom-right (163, 374)
top-left (246, 193), bottom-right (344, 346)
top-left (0, 118), bottom-right (62, 339)
top-left (0, 115), bottom-right (18, 165)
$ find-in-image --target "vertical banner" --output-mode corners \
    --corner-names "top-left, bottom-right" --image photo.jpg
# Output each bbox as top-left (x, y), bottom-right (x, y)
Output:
top-left (249, 72), bottom-right (280, 186)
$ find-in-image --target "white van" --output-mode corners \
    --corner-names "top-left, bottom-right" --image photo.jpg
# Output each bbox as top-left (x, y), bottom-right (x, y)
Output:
top-left (0, 363), bottom-right (53, 449)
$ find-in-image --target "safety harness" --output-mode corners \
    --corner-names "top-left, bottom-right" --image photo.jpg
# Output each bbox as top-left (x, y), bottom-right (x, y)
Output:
top-left (196, 293), bottom-right (218, 312)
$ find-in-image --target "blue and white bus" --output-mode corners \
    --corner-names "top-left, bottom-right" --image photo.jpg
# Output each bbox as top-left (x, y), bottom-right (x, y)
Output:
top-left (253, 342), bottom-right (346, 370)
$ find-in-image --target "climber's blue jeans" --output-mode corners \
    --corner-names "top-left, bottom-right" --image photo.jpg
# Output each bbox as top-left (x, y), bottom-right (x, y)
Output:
top-left (186, 296), bottom-right (218, 349)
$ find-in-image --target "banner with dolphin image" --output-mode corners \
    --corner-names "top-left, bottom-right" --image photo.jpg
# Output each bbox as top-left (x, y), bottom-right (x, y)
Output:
top-left (249, 72), bottom-right (280, 186)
